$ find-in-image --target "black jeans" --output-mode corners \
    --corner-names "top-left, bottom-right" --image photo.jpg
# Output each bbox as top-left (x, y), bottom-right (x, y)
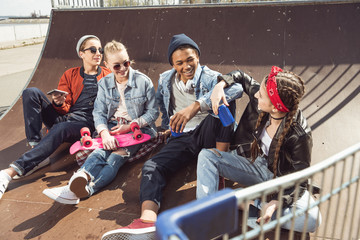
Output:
top-left (22, 87), bottom-right (65, 144)
top-left (139, 114), bottom-right (234, 206)
top-left (11, 88), bottom-right (93, 175)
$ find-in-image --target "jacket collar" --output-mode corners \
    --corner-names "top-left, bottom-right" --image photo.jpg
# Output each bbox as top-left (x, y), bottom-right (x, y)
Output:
top-left (192, 63), bottom-right (203, 85)
top-left (254, 110), bottom-right (304, 141)
top-left (127, 67), bottom-right (136, 88)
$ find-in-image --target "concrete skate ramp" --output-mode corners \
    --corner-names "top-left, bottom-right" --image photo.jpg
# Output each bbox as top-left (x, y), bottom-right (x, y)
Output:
top-left (0, 2), bottom-right (359, 239)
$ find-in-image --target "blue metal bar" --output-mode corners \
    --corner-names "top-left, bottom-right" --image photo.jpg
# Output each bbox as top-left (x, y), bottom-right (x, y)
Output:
top-left (156, 188), bottom-right (238, 240)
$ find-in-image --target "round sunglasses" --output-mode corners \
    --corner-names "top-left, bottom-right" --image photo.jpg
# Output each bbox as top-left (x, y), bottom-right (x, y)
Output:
top-left (82, 46), bottom-right (104, 54)
top-left (113, 61), bottom-right (131, 70)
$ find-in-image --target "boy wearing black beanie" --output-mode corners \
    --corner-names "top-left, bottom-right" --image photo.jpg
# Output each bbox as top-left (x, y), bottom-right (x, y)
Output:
top-left (101, 33), bottom-right (242, 240)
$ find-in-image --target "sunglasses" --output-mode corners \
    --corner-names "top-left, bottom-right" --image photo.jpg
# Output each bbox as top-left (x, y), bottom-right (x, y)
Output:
top-left (113, 61), bottom-right (131, 70)
top-left (82, 46), bottom-right (104, 54)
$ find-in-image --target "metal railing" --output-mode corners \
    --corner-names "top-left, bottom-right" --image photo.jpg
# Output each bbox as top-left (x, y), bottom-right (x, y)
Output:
top-left (51, 0), bottom-right (353, 8)
top-left (51, 0), bottom-right (105, 8)
top-left (156, 142), bottom-right (360, 240)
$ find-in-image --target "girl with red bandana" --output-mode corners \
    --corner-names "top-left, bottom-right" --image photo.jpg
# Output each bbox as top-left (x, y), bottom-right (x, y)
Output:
top-left (196, 66), bottom-right (321, 233)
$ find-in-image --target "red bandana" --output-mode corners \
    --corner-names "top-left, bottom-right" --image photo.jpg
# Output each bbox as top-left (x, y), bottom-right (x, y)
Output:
top-left (266, 66), bottom-right (289, 113)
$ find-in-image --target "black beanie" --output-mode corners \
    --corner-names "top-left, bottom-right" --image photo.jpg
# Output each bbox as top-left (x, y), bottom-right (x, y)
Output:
top-left (167, 33), bottom-right (201, 65)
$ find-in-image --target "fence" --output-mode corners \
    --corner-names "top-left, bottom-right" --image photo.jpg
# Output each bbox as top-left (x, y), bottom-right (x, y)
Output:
top-left (156, 142), bottom-right (360, 239)
top-left (51, 0), bottom-right (353, 8)
top-left (51, 0), bottom-right (104, 8)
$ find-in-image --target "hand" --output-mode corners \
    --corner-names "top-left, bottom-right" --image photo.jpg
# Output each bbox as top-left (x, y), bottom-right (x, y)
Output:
top-left (52, 92), bottom-right (67, 106)
top-left (110, 124), bottom-right (131, 135)
top-left (210, 81), bottom-right (228, 115)
top-left (256, 200), bottom-right (278, 224)
top-left (159, 129), bottom-right (171, 143)
top-left (170, 101), bottom-right (200, 133)
top-left (100, 130), bottom-right (119, 150)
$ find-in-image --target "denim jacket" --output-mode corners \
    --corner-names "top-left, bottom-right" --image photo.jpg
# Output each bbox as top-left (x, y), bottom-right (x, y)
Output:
top-left (156, 63), bottom-right (243, 129)
top-left (93, 67), bottom-right (159, 136)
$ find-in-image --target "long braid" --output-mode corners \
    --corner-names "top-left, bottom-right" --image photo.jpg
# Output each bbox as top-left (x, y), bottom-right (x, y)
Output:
top-left (272, 105), bottom-right (297, 177)
top-left (271, 71), bottom-right (305, 177)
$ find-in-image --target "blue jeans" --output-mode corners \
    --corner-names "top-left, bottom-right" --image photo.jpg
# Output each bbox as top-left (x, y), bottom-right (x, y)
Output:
top-left (79, 143), bottom-right (142, 195)
top-left (196, 149), bottom-right (321, 232)
top-left (196, 149), bottom-right (273, 199)
top-left (10, 88), bottom-right (93, 176)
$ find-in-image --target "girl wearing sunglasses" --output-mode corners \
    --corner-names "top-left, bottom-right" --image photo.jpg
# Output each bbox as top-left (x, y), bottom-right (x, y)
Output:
top-left (196, 66), bottom-right (321, 233)
top-left (43, 40), bottom-right (158, 204)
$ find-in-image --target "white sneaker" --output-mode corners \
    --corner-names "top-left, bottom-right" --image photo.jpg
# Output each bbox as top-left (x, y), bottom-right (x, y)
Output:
top-left (42, 185), bottom-right (80, 204)
top-left (0, 171), bottom-right (11, 200)
top-left (69, 171), bottom-right (89, 198)
top-left (13, 157), bottom-right (51, 179)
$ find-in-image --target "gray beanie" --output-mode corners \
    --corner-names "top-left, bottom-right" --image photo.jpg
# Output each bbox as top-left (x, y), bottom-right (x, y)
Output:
top-left (76, 35), bottom-right (100, 58)
top-left (167, 33), bottom-right (200, 65)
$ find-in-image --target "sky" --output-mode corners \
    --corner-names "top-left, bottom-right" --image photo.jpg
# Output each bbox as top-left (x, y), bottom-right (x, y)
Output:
top-left (0, 0), bottom-right (52, 17)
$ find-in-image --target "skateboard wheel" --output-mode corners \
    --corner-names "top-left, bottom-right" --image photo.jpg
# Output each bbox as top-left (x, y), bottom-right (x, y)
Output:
top-left (130, 122), bottom-right (140, 132)
top-left (80, 127), bottom-right (91, 137)
top-left (130, 122), bottom-right (143, 140)
top-left (133, 130), bottom-right (144, 140)
top-left (81, 136), bottom-right (93, 148)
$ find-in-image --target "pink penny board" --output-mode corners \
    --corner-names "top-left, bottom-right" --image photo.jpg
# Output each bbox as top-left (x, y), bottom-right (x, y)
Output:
top-left (70, 133), bottom-right (151, 155)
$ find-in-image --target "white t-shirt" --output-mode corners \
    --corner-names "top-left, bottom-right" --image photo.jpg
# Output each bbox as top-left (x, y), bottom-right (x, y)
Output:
top-left (259, 126), bottom-right (272, 156)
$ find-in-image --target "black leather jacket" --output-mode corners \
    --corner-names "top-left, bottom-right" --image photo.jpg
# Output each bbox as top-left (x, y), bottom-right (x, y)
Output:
top-left (219, 70), bottom-right (313, 207)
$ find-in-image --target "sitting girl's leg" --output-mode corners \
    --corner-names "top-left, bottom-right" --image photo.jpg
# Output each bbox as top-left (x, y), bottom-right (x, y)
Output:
top-left (196, 149), bottom-right (273, 199)
top-left (280, 190), bottom-right (321, 233)
top-left (68, 148), bottom-right (111, 198)
top-left (253, 190), bottom-right (321, 233)
top-left (85, 143), bottom-right (142, 195)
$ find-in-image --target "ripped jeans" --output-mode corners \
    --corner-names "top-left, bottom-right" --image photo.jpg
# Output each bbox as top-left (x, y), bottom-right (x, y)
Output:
top-left (196, 148), bottom-right (321, 233)
top-left (79, 143), bottom-right (141, 195)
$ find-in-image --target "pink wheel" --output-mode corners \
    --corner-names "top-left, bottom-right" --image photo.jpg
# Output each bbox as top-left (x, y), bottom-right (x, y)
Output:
top-left (130, 122), bottom-right (143, 140)
top-left (81, 136), bottom-right (93, 148)
top-left (133, 129), bottom-right (144, 140)
top-left (130, 122), bottom-right (139, 132)
top-left (80, 127), bottom-right (91, 137)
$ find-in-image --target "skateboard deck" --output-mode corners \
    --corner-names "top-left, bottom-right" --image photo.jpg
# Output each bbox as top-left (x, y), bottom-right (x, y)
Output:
top-left (70, 133), bottom-right (151, 154)
top-left (70, 124), bottom-right (151, 154)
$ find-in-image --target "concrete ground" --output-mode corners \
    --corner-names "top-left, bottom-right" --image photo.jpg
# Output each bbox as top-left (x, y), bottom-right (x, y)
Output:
top-left (0, 40), bottom-right (44, 117)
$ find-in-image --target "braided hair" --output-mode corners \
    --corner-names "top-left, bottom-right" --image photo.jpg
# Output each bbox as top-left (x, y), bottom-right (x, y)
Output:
top-left (250, 70), bottom-right (305, 177)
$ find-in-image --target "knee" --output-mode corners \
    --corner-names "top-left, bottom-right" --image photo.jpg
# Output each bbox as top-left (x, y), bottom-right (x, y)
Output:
top-left (112, 148), bottom-right (129, 157)
top-left (198, 149), bottom-right (218, 166)
top-left (142, 159), bottom-right (157, 174)
top-left (306, 208), bottom-right (322, 233)
top-left (88, 148), bottom-right (106, 161)
top-left (22, 87), bottom-right (41, 100)
top-left (47, 122), bottom-right (64, 135)
top-left (46, 122), bottom-right (78, 142)
top-left (287, 206), bottom-right (322, 233)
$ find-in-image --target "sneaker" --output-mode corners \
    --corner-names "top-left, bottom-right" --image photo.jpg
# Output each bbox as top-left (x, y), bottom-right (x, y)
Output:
top-left (101, 218), bottom-right (156, 240)
top-left (0, 171), bottom-right (12, 200)
top-left (13, 157), bottom-right (51, 179)
top-left (42, 185), bottom-right (80, 204)
top-left (69, 171), bottom-right (89, 198)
